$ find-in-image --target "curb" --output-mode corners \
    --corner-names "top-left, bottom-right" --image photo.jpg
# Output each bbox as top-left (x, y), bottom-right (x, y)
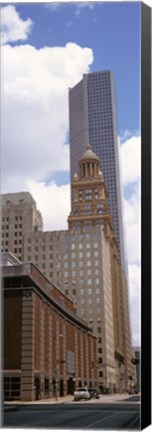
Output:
top-left (4, 405), bottom-right (18, 412)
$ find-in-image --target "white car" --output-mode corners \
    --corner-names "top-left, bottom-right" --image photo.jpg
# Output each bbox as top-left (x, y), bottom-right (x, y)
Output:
top-left (74, 387), bottom-right (90, 401)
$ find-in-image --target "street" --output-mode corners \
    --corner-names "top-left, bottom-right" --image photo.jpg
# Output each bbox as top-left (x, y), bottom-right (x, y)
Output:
top-left (3, 397), bottom-right (140, 430)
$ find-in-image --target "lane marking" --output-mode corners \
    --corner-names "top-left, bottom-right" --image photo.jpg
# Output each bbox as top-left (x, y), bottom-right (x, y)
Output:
top-left (88, 411), bottom-right (118, 428)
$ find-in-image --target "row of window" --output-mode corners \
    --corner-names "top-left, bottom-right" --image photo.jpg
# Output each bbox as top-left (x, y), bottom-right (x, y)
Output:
top-left (80, 307), bottom-right (101, 315)
top-left (80, 298), bottom-right (101, 304)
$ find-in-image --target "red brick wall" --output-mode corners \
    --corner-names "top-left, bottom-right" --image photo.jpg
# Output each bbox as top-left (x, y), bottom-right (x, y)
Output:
top-left (34, 294), bottom-right (41, 370)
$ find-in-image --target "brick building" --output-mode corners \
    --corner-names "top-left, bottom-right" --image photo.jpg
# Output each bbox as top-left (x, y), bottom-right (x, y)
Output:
top-left (2, 253), bottom-right (97, 401)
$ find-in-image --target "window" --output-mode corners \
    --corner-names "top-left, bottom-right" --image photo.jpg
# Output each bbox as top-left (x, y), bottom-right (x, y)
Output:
top-left (97, 327), bottom-right (101, 333)
top-left (98, 348), bottom-right (102, 353)
top-left (80, 299), bottom-right (84, 304)
top-left (79, 252), bottom-right (83, 258)
top-left (94, 251), bottom-right (98, 257)
top-left (4, 376), bottom-right (21, 399)
top-left (79, 243), bottom-right (83, 249)
top-left (96, 279), bottom-right (100, 284)
top-left (86, 251), bottom-right (91, 257)
top-left (99, 358), bottom-right (103, 364)
top-left (71, 244), bottom-right (75, 250)
top-left (96, 298), bottom-right (100, 304)
top-left (88, 288), bottom-right (92, 295)
top-left (88, 298), bottom-right (92, 304)
top-left (99, 371), bottom-right (103, 377)
top-left (44, 378), bottom-right (49, 396)
top-left (98, 337), bottom-right (102, 343)
top-left (88, 279), bottom-right (92, 285)
top-left (87, 261), bottom-right (91, 267)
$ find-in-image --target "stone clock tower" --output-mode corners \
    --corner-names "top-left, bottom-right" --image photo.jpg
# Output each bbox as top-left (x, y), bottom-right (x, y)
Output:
top-left (68, 144), bottom-right (115, 244)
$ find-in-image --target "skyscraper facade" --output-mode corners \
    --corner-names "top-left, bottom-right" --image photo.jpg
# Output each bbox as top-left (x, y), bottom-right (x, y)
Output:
top-left (69, 70), bottom-right (126, 270)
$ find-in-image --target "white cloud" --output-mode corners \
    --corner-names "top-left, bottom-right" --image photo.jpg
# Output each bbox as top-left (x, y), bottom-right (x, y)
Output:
top-left (27, 180), bottom-right (70, 231)
top-left (44, 2), bottom-right (96, 15)
top-left (123, 184), bottom-right (141, 265)
top-left (74, 2), bottom-right (95, 16)
top-left (1, 42), bottom-right (93, 192)
top-left (120, 135), bottom-right (141, 187)
top-left (119, 132), bottom-right (141, 345)
top-left (0, 5), bottom-right (33, 44)
top-left (128, 263), bottom-right (141, 346)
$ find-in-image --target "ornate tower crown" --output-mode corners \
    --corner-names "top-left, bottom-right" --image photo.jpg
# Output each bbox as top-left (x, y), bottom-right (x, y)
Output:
top-left (78, 144), bottom-right (102, 179)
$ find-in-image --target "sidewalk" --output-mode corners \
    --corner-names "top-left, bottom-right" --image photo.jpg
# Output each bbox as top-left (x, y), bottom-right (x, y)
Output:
top-left (4, 392), bottom-right (140, 410)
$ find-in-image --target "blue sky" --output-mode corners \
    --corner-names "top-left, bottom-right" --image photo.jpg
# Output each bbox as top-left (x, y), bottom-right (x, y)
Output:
top-left (14, 1), bottom-right (141, 134)
top-left (1, 1), bottom-right (141, 346)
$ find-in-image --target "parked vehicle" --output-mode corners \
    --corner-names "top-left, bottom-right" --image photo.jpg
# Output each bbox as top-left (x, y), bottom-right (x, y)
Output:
top-left (74, 387), bottom-right (90, 401)
top-left (88, 388), bottom-right (100, 399)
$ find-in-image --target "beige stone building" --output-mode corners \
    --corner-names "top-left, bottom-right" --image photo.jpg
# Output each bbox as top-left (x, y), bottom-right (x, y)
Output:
top-left (1, 146), bottom-right (133, 392)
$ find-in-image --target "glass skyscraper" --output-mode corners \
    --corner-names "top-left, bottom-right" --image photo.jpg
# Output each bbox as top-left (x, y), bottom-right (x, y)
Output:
top-left (69, 70), bottom-right (126, 271)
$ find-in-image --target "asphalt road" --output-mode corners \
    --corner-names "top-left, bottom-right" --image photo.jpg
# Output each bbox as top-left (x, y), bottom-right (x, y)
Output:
top-left (3, 400), bottom-right (140, 430)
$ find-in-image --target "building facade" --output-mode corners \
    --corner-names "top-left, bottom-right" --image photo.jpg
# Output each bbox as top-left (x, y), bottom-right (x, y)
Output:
top-left (132, 346), bottom-right (141, 391)
top-left (1, 192), bottom-right (43, 260)
top-left (69, 70), bottom-right (126, 270)
top-left (2, 253), bottom-right (97, 401)
top-left (1, 147), bottom-right (132, 392)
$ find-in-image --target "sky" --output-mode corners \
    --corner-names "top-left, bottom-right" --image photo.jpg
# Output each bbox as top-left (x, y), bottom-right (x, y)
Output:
top-left (0, 1), bottom-right (142, 347)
